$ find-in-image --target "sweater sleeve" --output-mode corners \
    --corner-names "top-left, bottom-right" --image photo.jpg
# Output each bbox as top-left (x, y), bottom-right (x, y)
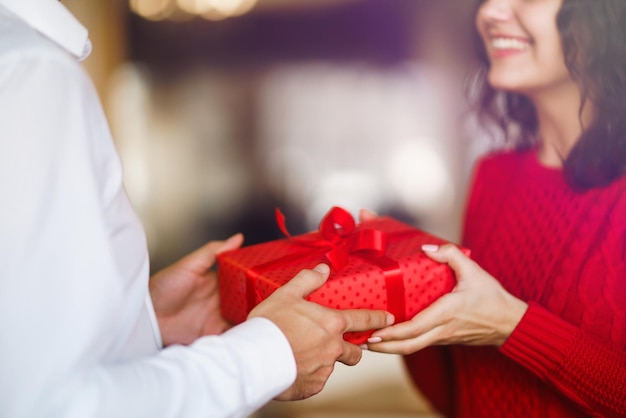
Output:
top-left (500, 302), bottom-right (626, 417)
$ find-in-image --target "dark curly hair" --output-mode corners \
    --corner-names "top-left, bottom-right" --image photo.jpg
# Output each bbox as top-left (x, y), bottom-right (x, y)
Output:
top-left (469, 0), bottom-right (626, 190)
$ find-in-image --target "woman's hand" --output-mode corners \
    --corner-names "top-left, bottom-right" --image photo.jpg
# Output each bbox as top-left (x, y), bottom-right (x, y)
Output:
top-left (366, 243), bottom-right (528, 355)
top-left (358, 208), bottom-right (378, 223)
top-left (149, 234), bottom-right (244, 346)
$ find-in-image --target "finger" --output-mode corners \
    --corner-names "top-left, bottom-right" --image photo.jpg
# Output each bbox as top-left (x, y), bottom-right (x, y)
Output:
top-left (358, 208), bottom-right (377, 223)
top-left (367, 317), bottom-right (430, 342)
top-left (336, 341), bottom-right (363, 366)
top-left (368, 294), bottom-right (453, 343)
top-left (366, 332), bottom-right (435, 355)
top-left (340, 309), bottom-right (394, 333)
top-left (422, 243), bottom-right (471, 273)
top-left (280, 264), bottom-right (331, 299)
top-left (185, 234), bottom-right (244, 272)
top-left (216, 233), bottom-right (245, 254)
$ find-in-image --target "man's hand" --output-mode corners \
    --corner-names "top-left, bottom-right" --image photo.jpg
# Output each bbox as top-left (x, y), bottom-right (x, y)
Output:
top-left (149, 234), bottom-right (244, 346)
top-left (248, 264), bottom-right (394, 401)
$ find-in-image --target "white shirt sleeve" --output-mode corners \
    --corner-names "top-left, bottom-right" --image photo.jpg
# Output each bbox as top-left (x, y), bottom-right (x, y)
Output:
top-left (0, 22), bottom-right (296, 418)
top-left (86, 318), bottom-right (296, 418)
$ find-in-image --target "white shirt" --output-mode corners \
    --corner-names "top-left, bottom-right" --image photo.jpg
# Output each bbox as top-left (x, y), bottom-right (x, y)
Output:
top-left (0, 1), bottom-right (296, 417)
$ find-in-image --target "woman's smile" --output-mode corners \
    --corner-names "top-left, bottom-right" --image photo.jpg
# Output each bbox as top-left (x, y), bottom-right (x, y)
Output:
top-left (476, 0), bottom-right (571, 96)
top-left (487, 34), bottom-right (531, 58)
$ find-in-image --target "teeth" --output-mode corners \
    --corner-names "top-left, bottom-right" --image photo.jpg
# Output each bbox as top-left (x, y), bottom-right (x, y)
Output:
top-left (491, 37), bottom-right (529, 50)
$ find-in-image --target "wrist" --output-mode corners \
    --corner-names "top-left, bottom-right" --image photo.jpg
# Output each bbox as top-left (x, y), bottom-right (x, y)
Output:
top-left (496, 294), bottom-right (528, 346)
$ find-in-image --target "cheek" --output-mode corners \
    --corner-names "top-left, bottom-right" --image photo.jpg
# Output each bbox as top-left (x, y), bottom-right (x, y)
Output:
top-left (474, 4), bottom-right (489, 33)
top-left (474, 15), bottom-right (490, 52)
top-left (536, 24), bottom-right (567, 69)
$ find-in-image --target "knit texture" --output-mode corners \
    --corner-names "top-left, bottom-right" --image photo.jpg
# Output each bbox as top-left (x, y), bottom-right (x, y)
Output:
top-left (404, 149), bottom-right (626, 417)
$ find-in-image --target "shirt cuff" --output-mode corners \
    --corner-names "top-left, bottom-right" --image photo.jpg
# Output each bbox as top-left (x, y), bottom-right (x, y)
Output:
top-left (500, 302), bottom-right (577, 379)
top-left (145, 295), bottom-right (163, 349)
top-left (220, 317), bottom-right (296, 404)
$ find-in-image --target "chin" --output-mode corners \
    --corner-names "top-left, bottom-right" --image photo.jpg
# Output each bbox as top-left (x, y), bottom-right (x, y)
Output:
top-left (487, 74), bottom-right (529, 95)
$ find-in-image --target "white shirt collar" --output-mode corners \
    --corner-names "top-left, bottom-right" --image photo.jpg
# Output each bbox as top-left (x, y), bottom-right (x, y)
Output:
top-left (0, 0), bottom-right (91, 60)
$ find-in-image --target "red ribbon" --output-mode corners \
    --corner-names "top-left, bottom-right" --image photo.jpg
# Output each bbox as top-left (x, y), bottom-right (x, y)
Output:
top-left (246, 207), bottom-right (408, 322)
top-left (276, 207), bottom-right (389, 270)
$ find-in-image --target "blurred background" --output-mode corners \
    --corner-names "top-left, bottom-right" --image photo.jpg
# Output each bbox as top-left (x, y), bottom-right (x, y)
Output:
top-left (63, 0), bottom-right (490, 416)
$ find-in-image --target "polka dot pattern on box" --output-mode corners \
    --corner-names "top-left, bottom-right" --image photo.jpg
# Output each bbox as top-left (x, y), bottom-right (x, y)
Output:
top-left (217, 216), bottom-right (466, 344)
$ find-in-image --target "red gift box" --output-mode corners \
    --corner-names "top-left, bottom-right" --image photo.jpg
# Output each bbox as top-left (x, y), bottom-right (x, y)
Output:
top-left (217, 207), bottom-right (468, 344)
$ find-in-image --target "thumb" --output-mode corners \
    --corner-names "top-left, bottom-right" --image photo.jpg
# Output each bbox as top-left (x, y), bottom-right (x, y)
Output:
top-left (186, 233), bottom-right (244, 272)
top-left (421, 243), bottom-right (471, 275)
top-left (216, 233), bottom-right (245, 254)
top-left (281, 264), bottom-right (331, 299)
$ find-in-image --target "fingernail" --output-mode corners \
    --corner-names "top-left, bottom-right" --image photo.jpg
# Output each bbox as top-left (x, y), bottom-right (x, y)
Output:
top-left (313, 264), bottom-right (330, 274)
top-left (422, 244), bottom-right (439, 252)
top-left (386, 313), bottom-right (395, 326)
top-left (367, 336), bottom-right (383, 344)
top-left (359, 344), bottom-right (369, 350)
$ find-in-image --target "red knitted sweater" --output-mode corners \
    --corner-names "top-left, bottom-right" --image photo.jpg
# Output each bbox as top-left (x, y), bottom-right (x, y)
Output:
top-left (404, 149), bottom-right (626, 417)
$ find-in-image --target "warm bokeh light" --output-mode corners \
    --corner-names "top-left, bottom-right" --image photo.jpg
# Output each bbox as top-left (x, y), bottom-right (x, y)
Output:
top-left (255, 62), bottom-right (467, 236)
top-left (131, 0), bottom-right (258, 20)
top-left (200, 7), bottom-right (231, 21)
top-left (210, 0), bottom-right (258, 16)
top-left (176, 0), bottom-right (213, 15)
top-left (129, 0), bottom-right (176, 21)
top-left (308, 170), bottom-right (381, 228)
top-left (385, 140), bottom-right (454, 216)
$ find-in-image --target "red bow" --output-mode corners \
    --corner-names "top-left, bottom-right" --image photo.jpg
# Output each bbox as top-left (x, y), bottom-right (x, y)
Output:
top-left (275, 206), bottom-right (388, 271)
top-left (245, 207), bottom-right (408, 324)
